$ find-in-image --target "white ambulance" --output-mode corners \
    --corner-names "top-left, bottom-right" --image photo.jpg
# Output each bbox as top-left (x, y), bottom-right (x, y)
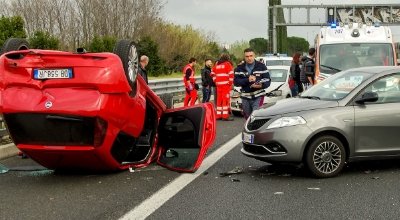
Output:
top-left (315, 22), bottom-right (397, 82)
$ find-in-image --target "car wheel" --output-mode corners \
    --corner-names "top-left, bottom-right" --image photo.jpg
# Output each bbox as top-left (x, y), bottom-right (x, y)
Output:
top-left (113, 39), bottom-right (139, 96)
top-left (305, 135), bottom-right (346, 178)
top-left (159, 93), bottom-right (173, 109)
top-left (232, 111), bottom-right (242, 117)
top-left (1, 38), bottom-right (29, 55)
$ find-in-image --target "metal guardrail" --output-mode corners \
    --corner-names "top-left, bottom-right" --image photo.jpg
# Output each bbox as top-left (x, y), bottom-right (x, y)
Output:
top-left (149, 76), bottom-right (202, 94)
top-left (149, 76), bottom-right (203, 103)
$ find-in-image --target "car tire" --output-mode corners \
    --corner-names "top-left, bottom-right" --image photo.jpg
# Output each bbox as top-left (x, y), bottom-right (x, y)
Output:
top-left (232, 111), bottom-right (242, 117)
top-left (113, 39), bottom-right (139, 97)
top-left (305, 135), bottom-right (346, 178)
top-left (159, 93), bottom-right (173, 109)
top-left (1, 38), bottom-right (29, 55)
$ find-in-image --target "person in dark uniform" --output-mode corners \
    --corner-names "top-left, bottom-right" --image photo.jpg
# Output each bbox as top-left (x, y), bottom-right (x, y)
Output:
top-left (201, 59), bottom-right (214, 103)
top-left (234, 48), bottom-right (271, 119)
top-left (138, 55), bottom-right (149, 84)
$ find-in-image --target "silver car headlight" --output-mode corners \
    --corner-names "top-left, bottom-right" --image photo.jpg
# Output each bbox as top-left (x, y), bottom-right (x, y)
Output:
top-left (266, 116), bottom-right (306, 129)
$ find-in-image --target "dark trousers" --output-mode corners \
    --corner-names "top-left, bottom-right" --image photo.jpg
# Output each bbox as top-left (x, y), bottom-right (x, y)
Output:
top-left (202, 86), bottom-right (212, 103)
top-left (296, 80), bottom-right (304, 94)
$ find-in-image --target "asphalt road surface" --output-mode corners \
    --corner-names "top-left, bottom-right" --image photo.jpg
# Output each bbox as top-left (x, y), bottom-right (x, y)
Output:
top-left (1, 115), bottom-right (400, 220)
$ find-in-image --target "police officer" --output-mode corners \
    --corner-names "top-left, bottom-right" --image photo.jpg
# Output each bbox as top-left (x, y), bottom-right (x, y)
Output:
top-left (234, 48), bottom-right (271, 119)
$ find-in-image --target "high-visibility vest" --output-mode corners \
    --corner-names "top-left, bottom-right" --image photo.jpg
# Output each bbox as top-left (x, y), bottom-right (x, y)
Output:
top-left (182, 64), bottom-right (195, 86)
top-left (211, 61), bottom-right (234, 86)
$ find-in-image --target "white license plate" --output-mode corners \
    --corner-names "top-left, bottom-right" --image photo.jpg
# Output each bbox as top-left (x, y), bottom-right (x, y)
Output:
top-left (33, 69), bottom-right (72, 79)
top-left (242, 132), bottom-right (254, 144)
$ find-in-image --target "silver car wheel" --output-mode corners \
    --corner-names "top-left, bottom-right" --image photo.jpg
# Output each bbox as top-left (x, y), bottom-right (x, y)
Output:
top-left (127, 45), bottom-right (139, 82)
top-left (313, 141), bottom-right (342, 174)
top-left (113, 39), bottom-right (139, 96)
top-left (306, 135), bottom-right (346, 178)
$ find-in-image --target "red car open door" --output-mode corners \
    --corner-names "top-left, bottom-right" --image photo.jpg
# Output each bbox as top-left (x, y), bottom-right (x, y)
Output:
top-left (156, 102), bottom-right (216, 172)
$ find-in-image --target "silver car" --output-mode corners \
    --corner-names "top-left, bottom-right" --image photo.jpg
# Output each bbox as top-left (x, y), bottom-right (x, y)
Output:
top-left (241, 66), bottom-right (400, 178)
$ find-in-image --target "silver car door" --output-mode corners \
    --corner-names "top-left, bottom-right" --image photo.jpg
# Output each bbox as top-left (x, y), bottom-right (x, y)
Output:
top-left (354, 73), bottom-right (400, 156)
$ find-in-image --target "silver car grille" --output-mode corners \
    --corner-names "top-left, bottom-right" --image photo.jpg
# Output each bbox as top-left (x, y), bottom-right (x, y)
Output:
top-left (246, 118), bottom-right (270, 131)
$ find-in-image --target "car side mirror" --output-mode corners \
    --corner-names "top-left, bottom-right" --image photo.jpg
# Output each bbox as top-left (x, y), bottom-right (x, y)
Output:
top-left (355, 91), bottom-right (378, 104)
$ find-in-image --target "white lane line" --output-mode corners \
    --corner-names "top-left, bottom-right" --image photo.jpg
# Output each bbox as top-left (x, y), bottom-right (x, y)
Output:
top-left (120, 133), bottom-right (242, 220)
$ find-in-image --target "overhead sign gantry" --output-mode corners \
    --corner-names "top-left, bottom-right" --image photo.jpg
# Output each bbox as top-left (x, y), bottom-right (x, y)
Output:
top-left (268, 4), bottom-right (400, 53)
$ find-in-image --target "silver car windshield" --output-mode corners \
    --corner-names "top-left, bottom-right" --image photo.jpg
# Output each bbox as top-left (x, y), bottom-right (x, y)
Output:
top-left (301, 70), bottom-right (374, 101)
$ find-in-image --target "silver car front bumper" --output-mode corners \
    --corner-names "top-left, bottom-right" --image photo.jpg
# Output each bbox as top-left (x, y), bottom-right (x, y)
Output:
top-left (241, 124), bottom-right (313, 163)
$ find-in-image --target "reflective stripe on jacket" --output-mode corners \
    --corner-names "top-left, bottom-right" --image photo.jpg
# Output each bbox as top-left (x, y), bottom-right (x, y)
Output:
top-left (234, 60), bottom-right (271, 99)
top-left (211, 61), bottom-right (234, 86)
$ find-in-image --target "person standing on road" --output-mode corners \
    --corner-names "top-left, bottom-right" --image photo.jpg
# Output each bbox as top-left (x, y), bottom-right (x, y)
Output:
top-left (300, 48), bottom-right (316, 90)
top-left (211, 53), bottom-right (234, 121)
top-left (289, 52), bottom-right (303, 96)
top-left (138, 55), bottom-right (149, 84)
top-left (183, 57), bottom-right (198, 106)
top-left (234, 48), bottom-right (271, 119)
top-left (201, 59), bottom-right (214, 103)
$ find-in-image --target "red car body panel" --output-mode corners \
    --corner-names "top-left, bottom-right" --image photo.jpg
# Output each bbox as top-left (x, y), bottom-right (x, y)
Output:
top-left (0, 49), bottom-right (215, 172)
top-left (156, 102), bottom-right (216, 171)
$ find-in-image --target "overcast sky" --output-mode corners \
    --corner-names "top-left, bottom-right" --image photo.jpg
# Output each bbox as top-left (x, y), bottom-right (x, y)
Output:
top-left (162, 0), bottom-right (400, 46)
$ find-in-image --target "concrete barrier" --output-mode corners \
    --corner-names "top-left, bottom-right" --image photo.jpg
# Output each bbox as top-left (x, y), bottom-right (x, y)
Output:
top-left (0, 143), bottom-right (18, 160)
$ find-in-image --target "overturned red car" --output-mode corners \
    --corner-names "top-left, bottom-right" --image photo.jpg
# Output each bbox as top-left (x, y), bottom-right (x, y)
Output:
top-left (0, 39), bottom-right (216, 172)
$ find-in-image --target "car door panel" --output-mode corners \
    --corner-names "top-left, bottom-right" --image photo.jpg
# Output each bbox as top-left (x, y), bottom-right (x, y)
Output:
top-left (156, 103), bottom-right (216, 172)
top-left (355, 103), bottom-right (400, 155)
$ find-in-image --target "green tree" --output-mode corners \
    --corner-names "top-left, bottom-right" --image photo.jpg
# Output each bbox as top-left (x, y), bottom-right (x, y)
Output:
top-left (28, 31), bottom-right (59, 49)
top-left (148, 21), bottom-right (220, 74)
top-left (88, 35), bottom-right (117, 52)
top-left (204, 41), bottom-right (221, 60)
top-left (137, 36), bottom-right (167, 77)
top-left (249, 38), bottom-right (268, 55)
top-left (287, 36), bottom-right (309, 56)
top-left (0, 16), bottom-right (26, 47)
top-left (228, 40), bottom-right (249, 64)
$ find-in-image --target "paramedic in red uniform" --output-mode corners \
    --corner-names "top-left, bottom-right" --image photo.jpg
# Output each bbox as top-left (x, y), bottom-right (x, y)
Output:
top-left (183, 57), bottom-right (198, 106)
top-left (211, 53), bottom-right (234, 121)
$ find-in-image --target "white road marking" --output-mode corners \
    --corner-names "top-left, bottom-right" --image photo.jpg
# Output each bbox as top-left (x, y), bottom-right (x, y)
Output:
top-left (120, 133), bottom-right (242, 220)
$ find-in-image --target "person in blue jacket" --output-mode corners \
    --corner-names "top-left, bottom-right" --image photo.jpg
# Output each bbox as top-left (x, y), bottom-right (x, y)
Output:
top-left (234, 48), bottom-right (271, 119)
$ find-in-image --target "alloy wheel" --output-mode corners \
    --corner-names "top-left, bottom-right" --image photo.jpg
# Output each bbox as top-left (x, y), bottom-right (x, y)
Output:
top-left (312, 141), bottom-right (342, 174)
